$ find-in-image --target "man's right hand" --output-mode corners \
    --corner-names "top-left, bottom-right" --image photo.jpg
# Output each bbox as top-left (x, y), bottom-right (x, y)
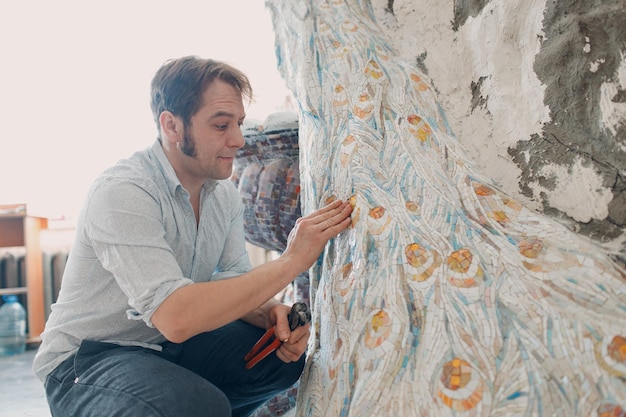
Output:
top-left (282, 199), bottom-right (353, 274)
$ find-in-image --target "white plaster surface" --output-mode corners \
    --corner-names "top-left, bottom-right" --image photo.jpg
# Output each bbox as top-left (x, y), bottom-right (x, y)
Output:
top-left (529, 158), bottom-right (613, 222)
top-left (370, 0), bottom-right (626, 251)
top-left (600, 52), bottom-right (626, 138)
top-left (372, 0), bottom-right (551, 212)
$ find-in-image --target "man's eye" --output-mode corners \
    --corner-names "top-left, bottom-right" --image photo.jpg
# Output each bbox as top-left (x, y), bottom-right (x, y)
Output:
top-left (216, 125), bottom-right (228, 130)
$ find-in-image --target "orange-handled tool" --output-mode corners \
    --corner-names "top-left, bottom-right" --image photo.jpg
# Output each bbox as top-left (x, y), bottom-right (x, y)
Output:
top-left (244, 302), bottom-right (311, 369)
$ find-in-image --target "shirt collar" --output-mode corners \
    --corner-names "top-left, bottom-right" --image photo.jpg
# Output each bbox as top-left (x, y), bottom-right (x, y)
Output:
top-left (149, 139), bottom-right (219, 196)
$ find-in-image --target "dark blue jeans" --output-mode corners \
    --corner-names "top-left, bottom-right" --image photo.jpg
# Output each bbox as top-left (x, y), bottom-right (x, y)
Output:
top-left (44, 320), bottom-right (305, 417)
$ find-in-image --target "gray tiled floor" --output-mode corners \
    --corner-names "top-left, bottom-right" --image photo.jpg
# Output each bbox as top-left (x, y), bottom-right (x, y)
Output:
top-left (0, 347), bottom-right (51, 417)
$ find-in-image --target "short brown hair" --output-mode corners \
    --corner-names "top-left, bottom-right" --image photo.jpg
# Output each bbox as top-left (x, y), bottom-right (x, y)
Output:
top-left (150, 56), bottom-right (253, 134)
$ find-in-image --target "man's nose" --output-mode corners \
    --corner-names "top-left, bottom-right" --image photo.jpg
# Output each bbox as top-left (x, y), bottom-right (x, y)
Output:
top-left (230, 128), bottom-right (245, 148)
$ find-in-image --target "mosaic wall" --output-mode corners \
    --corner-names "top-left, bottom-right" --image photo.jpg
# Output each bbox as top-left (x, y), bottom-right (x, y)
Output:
top-left (265, 0), bottom-right (626, 416)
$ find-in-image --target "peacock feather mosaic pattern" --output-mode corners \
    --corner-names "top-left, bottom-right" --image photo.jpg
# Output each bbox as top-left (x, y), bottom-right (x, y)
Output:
top-left (265, 0), bottom-right (626, 416)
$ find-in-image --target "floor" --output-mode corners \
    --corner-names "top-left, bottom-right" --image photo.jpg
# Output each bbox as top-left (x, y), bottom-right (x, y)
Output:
top-left (0, 346), bottom-right (51, 417)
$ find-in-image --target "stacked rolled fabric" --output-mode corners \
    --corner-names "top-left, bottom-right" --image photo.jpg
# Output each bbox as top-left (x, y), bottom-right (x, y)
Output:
top-left (233, 112), bottom-right (307, 417)
top-left (232, 111), bottom-right (310, 305)
top-left (232, 111), bottom-right (301, 252)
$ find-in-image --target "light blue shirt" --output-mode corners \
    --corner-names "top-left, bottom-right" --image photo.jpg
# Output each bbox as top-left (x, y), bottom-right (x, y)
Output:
top-left (33, 140), bottom-right (251, 382)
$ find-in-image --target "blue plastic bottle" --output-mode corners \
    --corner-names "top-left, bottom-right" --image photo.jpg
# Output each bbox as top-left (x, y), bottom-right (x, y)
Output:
top-left (0, 295), bottom-right (27, 356)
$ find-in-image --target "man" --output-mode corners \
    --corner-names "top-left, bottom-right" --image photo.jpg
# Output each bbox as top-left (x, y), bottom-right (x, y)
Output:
top-left (33, 56), bottom-right (353, 417)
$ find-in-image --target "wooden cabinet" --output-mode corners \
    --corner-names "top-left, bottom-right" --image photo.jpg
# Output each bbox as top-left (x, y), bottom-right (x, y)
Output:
top-left (0, 204), bottom-right (48, 344)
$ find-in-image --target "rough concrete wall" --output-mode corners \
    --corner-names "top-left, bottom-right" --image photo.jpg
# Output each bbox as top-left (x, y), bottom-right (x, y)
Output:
top-left (371, 0), bottom-right (626, 258)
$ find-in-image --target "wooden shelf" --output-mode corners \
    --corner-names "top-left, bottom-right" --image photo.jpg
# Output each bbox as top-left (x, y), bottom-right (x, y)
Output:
top-left (0, 287), bottom-right (27, 295)
top-left (0, 204), bottom-right (48, 342)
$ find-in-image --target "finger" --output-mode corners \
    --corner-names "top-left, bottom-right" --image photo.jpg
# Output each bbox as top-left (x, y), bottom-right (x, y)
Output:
top-left (278, 322), bottom-right (310, 348)
top-left (318, 202), bottom-right (352, 230)
top-left (276, 347), bottom-right (299, 363)
top-left (286, 323), bottom-right (310, 343)
top-left (273, 309), bottom-right (292, 342)
top-left (315, 202), bottom-right (349, 226)
top-left (280, 325), bottom-right (310, 349)
top-left (321, 216), bottom-right (352, 237)
top-left (276, 328), bottom-right (310, 362)
top-left (307, 200), bottom-right (344, 223)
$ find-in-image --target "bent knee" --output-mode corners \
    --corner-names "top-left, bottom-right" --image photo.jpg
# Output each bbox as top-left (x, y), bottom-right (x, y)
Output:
top-left (160, 378), bottom-right (231, 417)
top-left (276, 355), bottom-right (306, 389)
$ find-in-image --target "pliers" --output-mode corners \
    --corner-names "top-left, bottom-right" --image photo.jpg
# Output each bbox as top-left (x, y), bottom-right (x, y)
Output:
top-left (244, 302), bottom-right (311, 369)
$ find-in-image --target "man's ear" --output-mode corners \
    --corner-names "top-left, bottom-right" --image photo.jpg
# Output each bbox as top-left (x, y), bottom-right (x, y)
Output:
top-left (159, 111), bottom-right (182, 144)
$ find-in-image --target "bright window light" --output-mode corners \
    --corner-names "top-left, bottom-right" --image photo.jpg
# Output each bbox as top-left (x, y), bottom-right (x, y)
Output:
top-left (0, 0), bottom-right (291, 220)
